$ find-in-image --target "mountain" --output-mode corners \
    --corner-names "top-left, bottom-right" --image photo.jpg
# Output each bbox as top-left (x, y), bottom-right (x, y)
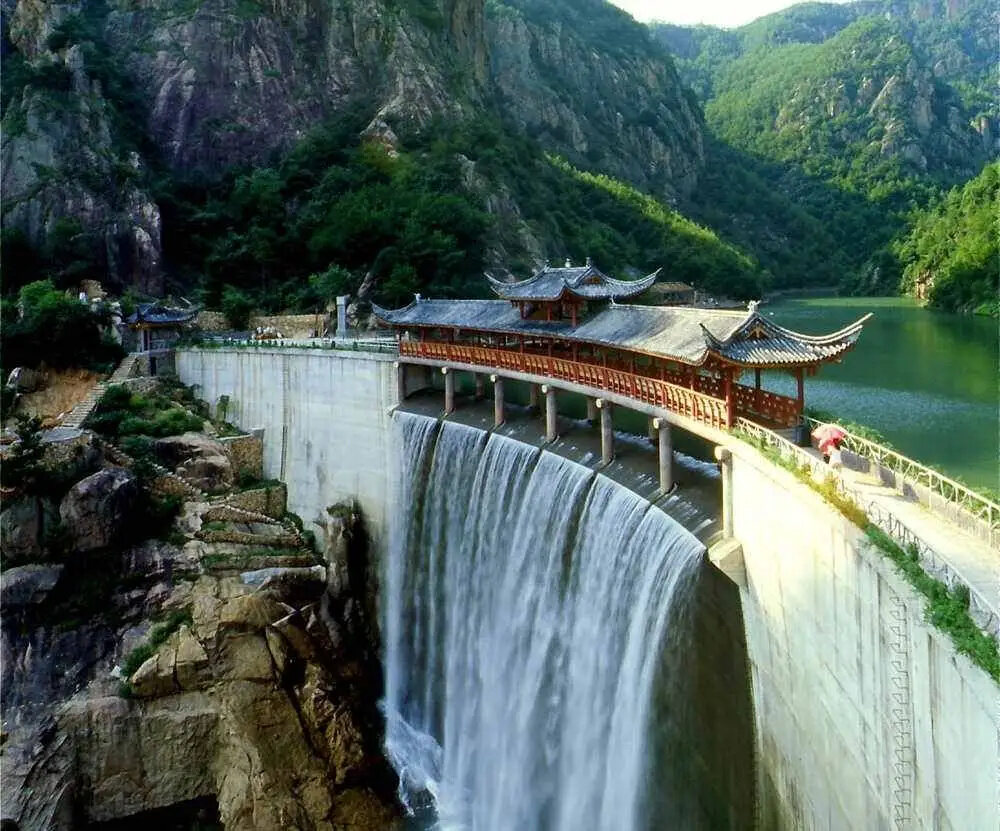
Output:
top-left (651, 0), bottom-right (997, 297)
top-left (3, 0), bottom-right (765, 310)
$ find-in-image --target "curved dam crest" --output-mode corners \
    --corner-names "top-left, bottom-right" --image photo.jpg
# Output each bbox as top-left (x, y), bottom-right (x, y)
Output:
top-left (384, 412), bottom-right (706, 829)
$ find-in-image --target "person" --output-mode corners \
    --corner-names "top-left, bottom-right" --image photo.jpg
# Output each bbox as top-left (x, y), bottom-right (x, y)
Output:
top-left (827, 438), bottom-right (843, 471)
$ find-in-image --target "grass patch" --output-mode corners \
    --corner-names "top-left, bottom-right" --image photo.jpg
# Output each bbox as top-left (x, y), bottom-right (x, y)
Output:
top-left (118, 608), bottom-right (193, 696)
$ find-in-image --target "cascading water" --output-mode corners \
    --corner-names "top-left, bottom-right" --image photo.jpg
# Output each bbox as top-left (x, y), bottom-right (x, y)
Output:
top-left (384, 412), bottom-right (705, 831)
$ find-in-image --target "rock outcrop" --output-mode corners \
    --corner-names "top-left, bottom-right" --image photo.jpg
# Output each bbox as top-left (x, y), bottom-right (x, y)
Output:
top-left (155, 432), bottom-right (233, 494)
top-left (59, 467), bottom-right (139, 551)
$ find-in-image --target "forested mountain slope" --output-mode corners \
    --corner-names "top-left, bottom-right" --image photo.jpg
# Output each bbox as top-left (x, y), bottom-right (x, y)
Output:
top-left (3, 0), bottom-right (767, 311)
top-left (652, 0), bottom-right (997, 302)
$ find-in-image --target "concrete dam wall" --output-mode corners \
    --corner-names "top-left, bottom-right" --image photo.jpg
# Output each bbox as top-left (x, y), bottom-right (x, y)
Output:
top-left (729, 442), bottom-right (999, 830)
top-left (176, 347), bottom-right (998, 829)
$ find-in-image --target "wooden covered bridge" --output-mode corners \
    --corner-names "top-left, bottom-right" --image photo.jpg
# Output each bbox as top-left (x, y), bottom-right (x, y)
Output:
top-left (375, 260), bottom-right (870, 489)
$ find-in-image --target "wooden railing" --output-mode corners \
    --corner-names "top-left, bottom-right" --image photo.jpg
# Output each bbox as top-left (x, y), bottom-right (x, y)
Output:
top-left (401, 340), bottom-right (734, 430)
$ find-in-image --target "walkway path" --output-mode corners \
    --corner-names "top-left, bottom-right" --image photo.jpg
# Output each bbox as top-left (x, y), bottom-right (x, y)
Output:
top-left (61, 353), bottom-right (140, 428)
top-left (820, 451), bottom-right (999, 635)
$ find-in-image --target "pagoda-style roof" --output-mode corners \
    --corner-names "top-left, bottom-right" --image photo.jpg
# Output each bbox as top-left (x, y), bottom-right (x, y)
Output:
top-left (372, 298), bottom-right (871, 368)
top-left (127, 302), bottom-right (199, 327)
top-left (487, 261), bottom-right (659, 302)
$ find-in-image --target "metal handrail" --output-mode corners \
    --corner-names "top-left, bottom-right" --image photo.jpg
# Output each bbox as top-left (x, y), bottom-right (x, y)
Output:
top-left (734, 418), bottom-right (936, 560)
top-left (802, 415), bottom-right (999, 538)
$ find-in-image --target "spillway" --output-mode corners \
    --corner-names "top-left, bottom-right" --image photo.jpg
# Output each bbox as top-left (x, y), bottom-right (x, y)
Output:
top-left (384, 412), bottom-right (705, 830)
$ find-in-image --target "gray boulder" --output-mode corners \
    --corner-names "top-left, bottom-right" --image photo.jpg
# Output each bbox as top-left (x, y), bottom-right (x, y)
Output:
top-left (1, 564), bottom-right (64, 608)
top-left (59, 468), bottom-right (138, 551)
top-left (0, 496), bottom-right (58, 566)
top-left (155, 433), bottom-right (233, 494)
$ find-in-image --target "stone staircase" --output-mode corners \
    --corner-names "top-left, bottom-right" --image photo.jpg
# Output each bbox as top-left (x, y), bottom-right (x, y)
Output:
top-left (199, 503), bottom-right (307, 548)
top-left (61, 353), bottom-right (141, 429)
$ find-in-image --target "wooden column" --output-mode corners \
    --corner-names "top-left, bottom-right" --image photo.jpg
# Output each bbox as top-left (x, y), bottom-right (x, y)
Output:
top-left (598, 399), bottom-right (613, 465)
top-left (491, 375), bottom-right (504, 427)
top-left (542, 385), bottom-right (558, 442)
top-left (795, 367), bottom-right (805, 416)
top-left (653, 417), bottom-right (673, 493)
top-left (443, 367), bottom-right (455, 414)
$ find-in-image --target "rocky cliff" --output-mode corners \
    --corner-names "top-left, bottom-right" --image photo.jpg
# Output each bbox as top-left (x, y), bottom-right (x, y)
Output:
top-left (1, 0), bottom-right (707, 292)
top-left (1, 406), bottom-right (398, 830)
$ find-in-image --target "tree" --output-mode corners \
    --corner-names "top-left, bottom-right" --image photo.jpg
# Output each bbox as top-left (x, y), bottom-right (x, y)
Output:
top-left (221, 285), bottom-right (255, 330)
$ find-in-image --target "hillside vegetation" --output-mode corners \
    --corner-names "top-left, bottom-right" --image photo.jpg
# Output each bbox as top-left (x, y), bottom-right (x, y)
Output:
top-left (653, 0), bottom-right (996, 308)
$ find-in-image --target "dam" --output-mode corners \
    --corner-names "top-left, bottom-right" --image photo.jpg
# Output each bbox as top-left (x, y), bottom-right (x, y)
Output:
top-left (176, 344), bottom-right (999, 829)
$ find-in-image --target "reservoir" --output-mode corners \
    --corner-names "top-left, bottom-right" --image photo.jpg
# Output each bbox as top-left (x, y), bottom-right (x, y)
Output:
top-left (763, 297), bottom-right (998, 491)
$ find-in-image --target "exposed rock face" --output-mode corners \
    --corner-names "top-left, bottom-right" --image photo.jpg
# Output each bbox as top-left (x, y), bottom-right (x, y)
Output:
top-left (155, 432), bottom-right (233, 494)
top-left (59, 467), bottom-right (139, 551)
top-left (0, 495), bottom-right (58, 565)
top-left (487, 0), bottom-right (704, 201)
top-left (2, 496), bottom-right (398, 830)
top-left (0, 564), bottom-right (64, 609)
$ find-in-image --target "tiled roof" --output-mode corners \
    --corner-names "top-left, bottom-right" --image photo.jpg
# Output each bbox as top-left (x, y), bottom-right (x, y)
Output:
top-left (127, 303), bottom-right (199, 326)
top-left (372, 298), bottom-right (871, 367)
top-left (487, 264), bottom-right (659, 301)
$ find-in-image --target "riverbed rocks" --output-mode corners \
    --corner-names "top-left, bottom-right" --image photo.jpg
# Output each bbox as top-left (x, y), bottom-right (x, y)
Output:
top-left (59, 467), bottom-right (139, 552)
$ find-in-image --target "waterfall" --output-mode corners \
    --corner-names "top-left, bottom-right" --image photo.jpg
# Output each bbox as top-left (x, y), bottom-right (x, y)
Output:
top-left (384, 412), bottom-right (704, 831)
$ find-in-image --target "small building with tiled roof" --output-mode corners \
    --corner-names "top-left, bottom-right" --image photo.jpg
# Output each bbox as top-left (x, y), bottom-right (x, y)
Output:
top-left (127, 302), bottom-right (199, 352)
top-left (488, 258), bottom-right (659, 326)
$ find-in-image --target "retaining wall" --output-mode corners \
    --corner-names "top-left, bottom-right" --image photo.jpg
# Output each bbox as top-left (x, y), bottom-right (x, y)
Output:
top-left (176, 348), bottom-right (396, 554)
top-left (730, 441), bottom-right (999, 830)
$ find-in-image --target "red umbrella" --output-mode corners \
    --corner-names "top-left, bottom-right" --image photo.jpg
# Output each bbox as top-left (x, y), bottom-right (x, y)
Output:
top-left (812, 423), bottom-right (846, 454)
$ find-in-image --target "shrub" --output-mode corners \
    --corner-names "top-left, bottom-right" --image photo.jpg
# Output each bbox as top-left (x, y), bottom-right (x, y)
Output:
top-left (221, 285), bottom-right (254, 330)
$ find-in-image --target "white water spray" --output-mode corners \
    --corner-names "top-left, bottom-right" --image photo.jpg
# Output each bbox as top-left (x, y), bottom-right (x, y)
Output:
top-left (385, 413), bottom-right (703, 830)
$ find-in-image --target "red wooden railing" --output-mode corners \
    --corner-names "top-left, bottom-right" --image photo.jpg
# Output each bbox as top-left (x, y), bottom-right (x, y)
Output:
top-left (404, 341), bottom-right (743, 429)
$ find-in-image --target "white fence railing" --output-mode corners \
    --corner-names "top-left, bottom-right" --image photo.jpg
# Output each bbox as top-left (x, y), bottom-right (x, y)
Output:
top-left (736, 417), bottom-right (997, 635)
top-left (802, 415), bottom-right (999, 548)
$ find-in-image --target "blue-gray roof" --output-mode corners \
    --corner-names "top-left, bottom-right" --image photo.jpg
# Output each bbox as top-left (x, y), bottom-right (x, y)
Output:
top-left (372, 298), bottom-right (871, 367)
top-left (127, 303), bottom-right (199, 327)
top-left (488, 264), bottom-right (659, 301)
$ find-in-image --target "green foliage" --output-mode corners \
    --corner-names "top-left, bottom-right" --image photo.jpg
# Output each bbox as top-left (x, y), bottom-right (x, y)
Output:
top-left (121, 609), bottom-right (193, 680)
top-left (866, 527), bottom-right (999, 681)
top-left (220, 285), bottom-right (255, 329)
top-left (1, 280), bottom-right (124, 375)
top-left (0, 415), bottom-right (46, 492)
top-left (895, 162), bottom-right (999, 315)
top-left (88, 382), bottom-right (204, 439)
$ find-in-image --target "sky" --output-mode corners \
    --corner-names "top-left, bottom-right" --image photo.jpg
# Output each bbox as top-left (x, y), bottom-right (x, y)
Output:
top-left (609, 0), bottom-right (853, 28)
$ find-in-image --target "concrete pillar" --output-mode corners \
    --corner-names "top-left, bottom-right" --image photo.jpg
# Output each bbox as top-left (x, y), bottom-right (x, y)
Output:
top-left (648, 416), bottom-right (657, 442)
top-left (586, 397), bottom-right (598, 423)
top-left (395, 362), bottom-right (406, 405)
top-left (529, 383), bottom-right (540, 412)
top-left (653, 417), bottom-right (674, 493)
top-left (474, 373), bottom-right (485, 401)
top-left (443, 367), bottom-right (455, 414)
top-left (715, 446), bottom-right (733, 538)
top-left (542, 385), bottom-right (557, 442)
top-left (336, 295), bottom-right (349, 337)
top-left (597, 399), bottom-right (613, 465)
top-left (491, 375), bottom-right (504, 427)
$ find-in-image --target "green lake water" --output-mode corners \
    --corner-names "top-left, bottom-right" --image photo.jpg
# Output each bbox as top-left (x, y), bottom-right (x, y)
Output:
top-left (762, 297), bottom-right (998, 491)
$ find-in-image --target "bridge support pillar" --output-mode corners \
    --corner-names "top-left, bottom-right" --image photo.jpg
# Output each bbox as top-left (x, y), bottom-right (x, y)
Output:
top-left (529, 383), bottom-right (540, 413)
top-left (597, 399), bottom-right (613, 465)
top-left (542, 385), bottom-right (558, 442)
top-left (491, 375), bottom-right (504, 427)
top-left (474, 373), bottom-right (485, 401)
top-left (443, 367), bottom-right (455, 414)
top-left (394, 362), bottom-right (406, 405)
top-left (653, 417), bottom-right (673, 493)
top-left (586, 397), bottom-right (598, 424)
top-left (715, 446), bottom-right (733, 537)
top-left (648, 416), bottom-right (657, 442)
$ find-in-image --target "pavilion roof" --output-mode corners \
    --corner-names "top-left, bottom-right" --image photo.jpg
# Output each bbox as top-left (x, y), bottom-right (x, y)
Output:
top-left (487, 262), bottom-right (659, 302)
top-left (372, 298), bottom-right (871, 368)
top-left (127, 302), bottom-right (199, 327)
